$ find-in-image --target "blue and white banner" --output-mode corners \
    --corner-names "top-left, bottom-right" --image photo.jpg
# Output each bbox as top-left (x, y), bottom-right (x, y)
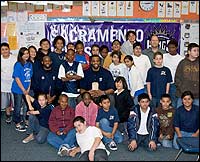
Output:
top-left (45, 22), bottom-right (180, 55)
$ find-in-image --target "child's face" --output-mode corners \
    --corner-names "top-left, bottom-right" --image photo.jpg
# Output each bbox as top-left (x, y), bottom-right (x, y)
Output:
top-left (29, 47), bottom-right (36, 59)
top-left (112, 54), bottom-right (120, 65)
top-left (115, 80), bottom-right (123, 91)
top-left (55, 39), bottom-right (64, 50)
top-left (67, 44), bottom-right (75, 50)
top-left (153, 55), bottom-right (163, 66)
top-left (22, 50), bottom-right (30, 61)
top-left (124, 58), bottom-right (133, 68)
top-left (41, 41), bottom-right (50, 51)
top-left (188, 47), bottom-right (199, 58)
top-left (133, 46), bottom-right (142, 56)
top-left (66, 50), bottom-right (75, 62)
top-left (100, 48), bottom-right (108, 58)
top-left (168, 44), bottom-right (177, 55)
top-left (1, 46), bottom-right (10, 57)
top-left (83, 94), bottom-right (92, 107)
top-left (182, 95), bottom-right (193, 108)
top-left (160, 97), bottom-right (171, 110)
top-left (74, 120), bottom-right (86, 134)
top-left (59, 96), bottom-right (68, 110)
top-left (38, 95), bottom-right (47, 108)
top-left (112, 41), bottom-right (121, 51)
top-left (76, 44), bottom-right (84, 55)
top-left (100, 99), bottom-right (110, 111)
top-left (139, 98), bottom-right (150, 109)
top-left (91, 47), bottom-right (99, 55)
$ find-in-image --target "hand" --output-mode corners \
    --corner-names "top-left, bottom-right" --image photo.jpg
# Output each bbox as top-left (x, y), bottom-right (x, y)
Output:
top-left (149, 141), bottom-right (156, 151)
top-left (56, 130), bottom-right (63, 136)
top-left (159, 134), bottom-right (163, 140)
top-left (165, 135), bottom-right (171, 140)
top-left (148, 93), bottom-right (152, 100)
top-left (104, 132), bottom-right (113, 139)
top-left (128, 140), bottom-right (137, 151)
top-left (88, 150), bottom-right (95, 161)
top-left (69, 148), bottom-right (78, 157)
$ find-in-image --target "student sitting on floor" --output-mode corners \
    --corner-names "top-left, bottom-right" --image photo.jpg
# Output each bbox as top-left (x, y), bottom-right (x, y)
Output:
top-left (96, 95), bottom-right (123, 151)
top-left (22, 94), bottom-right (53, 144)
top-left (127, 93), bottom-right (159, 152)
top-left (68, 116), bottom-right (109, 161)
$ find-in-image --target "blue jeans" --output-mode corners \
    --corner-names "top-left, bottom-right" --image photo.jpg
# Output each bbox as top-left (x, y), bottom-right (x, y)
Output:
top-left (159, 136), bottom-right (173, 148)
top-left (169, 83), bottom-right (177, 108)
top-left (99, 118), bottom-right (123, 144)
top-left (13, 93), bottom-right (28, 124)
top-left (176, 97), bottom-right (199, 109)
top-left (68, 97), bottom-right (77, 109)
top-left (28, 115), bottom-right (49, 144)
top-left (47, 128), bottom-right (76, 150)
top-left (173, 131), bottom-right (194, 149)
top-left (150, 97), bottom-right (160, 112)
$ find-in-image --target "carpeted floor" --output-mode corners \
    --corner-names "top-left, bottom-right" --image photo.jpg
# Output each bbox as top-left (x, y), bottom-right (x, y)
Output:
top-left (1, 113), bottom-right (198, 161)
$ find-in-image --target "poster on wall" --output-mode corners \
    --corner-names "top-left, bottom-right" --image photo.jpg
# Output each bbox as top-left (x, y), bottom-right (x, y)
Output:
top-left (173, 2), bottom-right (181, 18)
top-left (117, 1), bottom-right (125, 16)
top-left (181, 1), bottom-right (189, 15)
top-left (100, 1), bottom-right (108, 16)
top-left (17, 22), bottom-right (45, 49)
top-left (91, 1), bottom-right (99, 16)
top-left (166, 2), bottom-right (173, 17)
top-left (45, 22), bottom-right (180, 55)
top-left (158, 1), bottom-right (165, 17)
top-left (125, 1), bottom-right (133, 16)
top-left (108, 1), bottom-right (116, 16)
top-left (82, 1), bottom-right (91, 16)
top-left (180, 23), bottom-right (199, 56)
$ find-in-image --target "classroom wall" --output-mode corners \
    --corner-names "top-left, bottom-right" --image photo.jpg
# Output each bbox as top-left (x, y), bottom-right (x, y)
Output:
top-left (1, 1), bottom-right (199, 54)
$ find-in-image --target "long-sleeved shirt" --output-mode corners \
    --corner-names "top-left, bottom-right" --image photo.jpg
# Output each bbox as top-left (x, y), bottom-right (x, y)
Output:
top-left (175, 56), bottom-right (199, 98)
top-left (48, 105), bottom-right (75, 134)
top-left (155, 106), bottom-right (175, 139)
top-left (75, 101), bottom-right (99, 126)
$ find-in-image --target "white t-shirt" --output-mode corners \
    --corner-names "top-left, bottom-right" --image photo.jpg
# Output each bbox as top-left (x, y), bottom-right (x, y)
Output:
top-left (76, 126), bottom-right (107, 154)
top-left (137, 107), bottom-right (150, 135)
top-left (132, 54), bottom-right (151, 85)
top-left (163, 53), bottom-right (184, 83)
top-left (109, 63), bottom-right (127, 80)
top-left (1, 54), bottom-right (17, 92)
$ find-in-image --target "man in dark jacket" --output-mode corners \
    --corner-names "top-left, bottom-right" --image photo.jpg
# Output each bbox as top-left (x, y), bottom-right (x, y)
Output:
top-left (127, 93), bottom-right (159, 151)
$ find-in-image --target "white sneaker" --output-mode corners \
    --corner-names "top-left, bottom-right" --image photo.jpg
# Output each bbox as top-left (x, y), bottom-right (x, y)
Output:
top-left (108, 141), bottom-right (117, 151)
top-left (58, 145), bottom-right (70, 156)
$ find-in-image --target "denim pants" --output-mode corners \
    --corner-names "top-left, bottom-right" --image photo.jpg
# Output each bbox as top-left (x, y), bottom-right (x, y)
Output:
top-left (176, 97), bottom-right (199, 109)
top-left (68, 97), bottom-right (77, 109)
top-left (13, 93), bottom-right (28, 124)
top-left (169, 83), bottom-right (177, 108)
top-left (99, 118), bottom-right (123, 144)
top-left (173, 131), bottom-right (194, 149)
top-left (159, 136), bottom-right (173, 148)
top-left (47, 128), bottom-right (77, 150)
top-left (28, 115), bottom-right (49, 144)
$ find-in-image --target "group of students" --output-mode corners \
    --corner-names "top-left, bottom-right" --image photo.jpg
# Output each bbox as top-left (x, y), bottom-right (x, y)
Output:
top-left (1, 30), bottom-right (199, 161)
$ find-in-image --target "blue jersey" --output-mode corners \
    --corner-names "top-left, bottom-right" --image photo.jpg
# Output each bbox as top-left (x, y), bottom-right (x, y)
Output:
top-left (11, 62), bottom-right (33, 94)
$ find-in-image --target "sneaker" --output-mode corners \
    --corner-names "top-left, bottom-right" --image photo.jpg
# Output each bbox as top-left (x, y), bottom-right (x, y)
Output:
top-left (5, 116), bottom-right (12, 124)
top-left (57, 145), bottom-right (71, 157)
top-left (15, 124), bottom-right (26, 132)
top-left (108, 141), bottom-right (118, 151)
top-left (22, 134), bottom-right (34, 143)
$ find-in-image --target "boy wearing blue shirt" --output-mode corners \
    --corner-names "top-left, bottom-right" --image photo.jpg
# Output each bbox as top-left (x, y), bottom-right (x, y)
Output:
top-left (96, 95), bottom-right (123, 151)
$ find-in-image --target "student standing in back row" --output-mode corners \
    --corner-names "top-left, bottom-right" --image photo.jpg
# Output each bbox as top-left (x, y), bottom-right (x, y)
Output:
top-left (11, 47), bottom-right (33, 132)
top-left (1, 42), bottom-right (17, 123)
top-left (146, 52), bottom-right (172, 111)
top-left (175, 43), bottom-right (199, 108)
